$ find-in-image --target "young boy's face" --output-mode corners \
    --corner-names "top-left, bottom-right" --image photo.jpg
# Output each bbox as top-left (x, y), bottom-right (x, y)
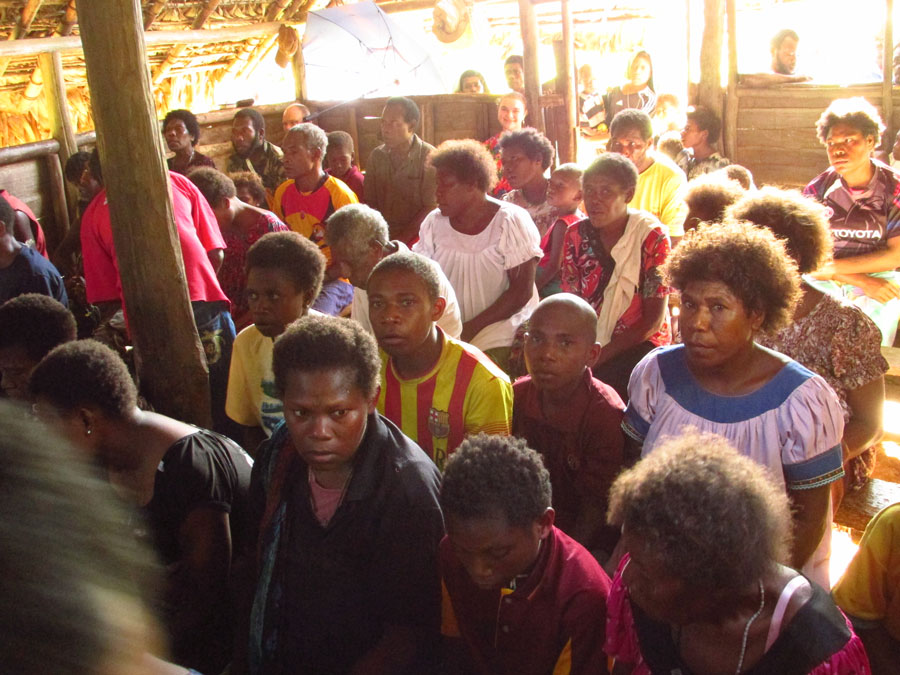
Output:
top-left (368, 267), bottom-right (445, 361)
top-left (546, 172), bottom-right (582, 210)
top-left (0, 345), bottom-right (36, 401)
top-left (325, 147), bottom-right (353, 178)
top-left (447, 511), bottom-right (552, 590)
top-left (246, 267), bottom-right (312, 338)
top-left (524, 302), bottom-right (599, 396)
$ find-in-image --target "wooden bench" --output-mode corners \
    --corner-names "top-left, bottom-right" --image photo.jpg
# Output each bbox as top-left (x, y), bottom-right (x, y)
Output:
top-left (835, 478), bottom-right (900, 538)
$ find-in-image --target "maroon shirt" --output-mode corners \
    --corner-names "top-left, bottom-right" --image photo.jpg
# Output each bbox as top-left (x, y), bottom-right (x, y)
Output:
top-left (513, 369), bottom-right (625, 552)
top-left (328, 165), bottom-right (365, 201)
top-left (441, 526), bottom-right (611, 674)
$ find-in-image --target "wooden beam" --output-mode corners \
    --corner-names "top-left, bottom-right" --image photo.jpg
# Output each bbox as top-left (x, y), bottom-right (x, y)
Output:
top-left (884, 0), bottom-right (894, 145)
top-left (0, 21), bottom-right (282, 57)
top-left (723, 0), bottom-right (738, 160)
top-left (698, 0), bottom-right (724, 119)
top-left (143, 0), bottom-right (168, 30)
top-left (0, 0), bottom-right (44, 78)
top-left (292, 43), bottom-right (306, 101)
top-left (0, 138), bottom-right (59, 166)
top-left (152, 0), bottom-right (222, 85)
top-left (78, 0), bottom-right (212, 427)
top-left (518, 0), bottom-right (544, 134)
top-left (39, 51), bottom-right (78, 233)
top-left (59, 0), bottom-right (77, 36)
top-left (45, 152), bottom-right (69, 253)
top-left (560, 0), bottom-right (576, 164)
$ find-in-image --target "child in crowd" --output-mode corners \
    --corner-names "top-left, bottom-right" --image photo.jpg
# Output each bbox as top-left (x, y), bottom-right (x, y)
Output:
top-left (225, 231), bottom-right (325, 453)
top-left (367, 251), bottom-right (512, 471)
top-left (245, 316), bottom-right (443, 674)
top-left (684, 172), bottom-right (746, 231)
top-left (0, 293), bottom-right (76, 401)
top-left (538, 163), bottom-right (584, 297)
top-left (230, 171), bottom-right (269, 209)
top-left (439, 433), bottom-right (611, 674)
top-left (514, 294), bottom-right (627, 559)
top-left (325, 130), bottom-right (365, 201)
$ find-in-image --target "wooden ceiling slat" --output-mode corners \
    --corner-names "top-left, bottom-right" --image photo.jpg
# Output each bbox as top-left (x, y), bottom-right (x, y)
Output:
top-left (152, 0), bottom-right (222, 84)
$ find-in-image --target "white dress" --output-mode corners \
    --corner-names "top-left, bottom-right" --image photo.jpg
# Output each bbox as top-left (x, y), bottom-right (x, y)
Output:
top-left (624, 344), bottom-right (846, 587)
top-left (413, 199), bottom-right (543, 351)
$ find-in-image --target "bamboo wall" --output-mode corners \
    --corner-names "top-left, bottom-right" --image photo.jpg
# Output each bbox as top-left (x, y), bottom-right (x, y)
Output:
top-left (732, 84), bottom-right (899, 188)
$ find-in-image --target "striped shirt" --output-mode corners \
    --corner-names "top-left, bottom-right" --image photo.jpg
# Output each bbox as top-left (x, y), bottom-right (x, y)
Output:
top-left (378, 331), bottom-right (513, 470)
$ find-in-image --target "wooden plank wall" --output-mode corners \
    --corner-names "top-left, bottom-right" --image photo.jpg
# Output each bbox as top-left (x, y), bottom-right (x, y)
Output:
top-left (733, 83), bottom-right (899, 188)
top-left (192, 94), bottom-right (500, 173)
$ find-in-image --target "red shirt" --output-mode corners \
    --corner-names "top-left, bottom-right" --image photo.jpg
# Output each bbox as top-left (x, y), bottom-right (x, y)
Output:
top-left (328, 165), bottom-right (365, 201)
top-left (513, 369), bottom-right (625, 551)
top-left (81, 173), bottom-right (228, 305)
top-left (441, 526), bottom-right (611, 675)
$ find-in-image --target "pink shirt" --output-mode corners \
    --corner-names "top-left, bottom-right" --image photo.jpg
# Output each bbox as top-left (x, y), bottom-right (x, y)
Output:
top-left (81, 172), bottom-right (228, 305)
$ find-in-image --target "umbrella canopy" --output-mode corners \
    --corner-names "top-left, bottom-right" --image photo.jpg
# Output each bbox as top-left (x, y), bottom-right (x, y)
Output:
top-left (302, 1), bottom-right (448, 100)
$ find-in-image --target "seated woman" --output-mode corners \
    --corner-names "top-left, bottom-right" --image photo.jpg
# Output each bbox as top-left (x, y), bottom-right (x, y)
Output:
top-left (29, 340), bottom-right (253, 675)
top-left (188, 167), bottom-right (288, 331)
top-left (456, 69), bottom-right (489, 94)
top-left (606, 430), bottom-right (870, 674)
top-left (603, 50), bottom-right (657, 130)
top-left (499, 128), bottom-right (556, 236)
top-left (623, 221), bottom-right (845, 587)
top-left (804, 97), bottom-right (900, 345)
top-left (162, 109), bottom-right (216, 175)
top-left (732, 187), bottom-right (888, 508)
top-left (560, 153), bottom-right (671, 400)
top-left (484, 91), bottom-right (528, 198)
top-left (413, 139), bottom-right (542, 371)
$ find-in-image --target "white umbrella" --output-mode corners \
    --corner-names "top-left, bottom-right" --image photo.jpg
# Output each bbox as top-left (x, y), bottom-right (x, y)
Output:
top-left (302, 1), bottom-right (448, 100)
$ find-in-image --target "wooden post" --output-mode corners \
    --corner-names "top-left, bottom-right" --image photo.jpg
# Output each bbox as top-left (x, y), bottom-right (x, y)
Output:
top-left (77, 0), bottom-right (212, 427)
top-left (45, 152), bottom-right (69, 252)
top-left (38, 51), bottom-right (78, 231)
top-left (518, 0), bottom-right (545, 134)
top-left (560, 0), bottom-right (577, 164)
top-left (883, 0), bottom-right (894, 145)
top-left (292, 47), bottom-right (307, 102)
top-left (723, 0), bottom-right (738, 160)
top-left (698, 0), bottom-right (724, 121)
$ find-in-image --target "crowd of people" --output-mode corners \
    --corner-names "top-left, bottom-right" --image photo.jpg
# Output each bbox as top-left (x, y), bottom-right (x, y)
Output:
top-left (2, 27), bottom-right (900, 675)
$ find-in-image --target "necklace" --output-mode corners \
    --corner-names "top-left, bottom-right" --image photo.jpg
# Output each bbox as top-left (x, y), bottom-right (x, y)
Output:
top-left (735, 579), bottom-right (766, 674)
top-left (307, 465), bottom-right (354, 525)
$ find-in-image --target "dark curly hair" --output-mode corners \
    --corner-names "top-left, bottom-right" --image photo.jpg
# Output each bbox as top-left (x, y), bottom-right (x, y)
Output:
top-left (497, 128), bottom-right (555, 171)
top-left (815, 97), bottom-right (885, 144)
top-left (369, 250), bottom-right (441, 302)
top-left (272, 315), bottom-right (381, 398)
top-left (229, 171), bottom-right (268, 208)
top-left (609, 109), bottom-right (653, 142)
top-left (608, 428), bottom-right (791, 594)
top-left (64, 151), bottom-right (91, 184)
top-left (663, 221), bottom-right (801, 333)
top-left (583, 153), bottom-right (639, 193)
top-left (429, 139), bottom-right (497, 193)
top-left (0, 294), bottom-right (76, 361)
top-left (687, 106), bottom-right (722, 144)
top-left (684, 174), bottom-right (745, 229)
top-left (162, 109), bottom-right (202, 145)
top-left (234, 107), bottom-right (265, 134)
top-left (245, 231), bottom-right (325, 299)
top-left (726, 187), bottom-right (832, 274)
top-left (29, 340), bottom-right (137, 418)
top-left (188, 167), bottom-right (236, 208)
top-left (441, 434), bottom-right (551, 527)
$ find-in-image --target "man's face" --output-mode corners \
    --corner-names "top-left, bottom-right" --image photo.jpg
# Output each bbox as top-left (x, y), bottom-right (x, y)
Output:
top-left (282, 105), bottom-right (309, 133)
top-left (77, 167), bottom-right (102, 202)
top-left (773, 36), bottom-right (798, 75)
top-left (504, 62), bottom-right (525, 92)
top-left (281, 132), bottom-right (320, 181)
top-left (680, 120), bottom-right (706, 150)
top-left (446, 511), bottom-right (552, 590)
top-left (325, 147), bottom-right (353, 178)
top-left (524, 303), bottom-right (598, 396)
top-left (329, 239), bottom-right (380, 290)
top-left (368, 267), bottom-right (444, 361)
top-left (246, 267), bottom-right (310, 338)
top-left (282, 367), bottom-right (376, 475)
top-left (232, 116), bottom-right (262, 158)
top-left (609, 127), bottom-right (652, 172)
top-left (0, 345), bottom-right (36, 401)
top-left (380, 104), bottom-right (415, 149)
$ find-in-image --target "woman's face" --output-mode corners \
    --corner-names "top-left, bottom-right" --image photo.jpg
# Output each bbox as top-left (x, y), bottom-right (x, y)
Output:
top-left (498, 96), bottom-right (526, 132)
top-left (500, 145), bottom-right (544, 190)
top-left (435, 168), bottom-right (478, 220)
top-left (621, 530), bottom-right (697, 624)
top-left (583, 172), bottom-right (632, 230)
top-left (680, 280), bottom-right (763, 372)
top-left (461, 76), bottom-right (484, 94)
top-left (629, 56), bottom-right (652, 88)
top-left (825, 122), bottom-right (876, 180)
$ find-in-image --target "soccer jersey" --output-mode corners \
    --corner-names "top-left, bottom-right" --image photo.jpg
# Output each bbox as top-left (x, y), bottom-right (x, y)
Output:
top-left (272, 174), bottom-right (358, 262)
top-left (377, 329), bottom-right (513, 470)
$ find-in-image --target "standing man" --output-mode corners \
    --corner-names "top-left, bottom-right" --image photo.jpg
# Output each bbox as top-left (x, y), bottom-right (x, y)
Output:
top-left (504, 54), bottom-right (525, 93)
top-left (740, 29), bottom-right (811, 86)
top-left (272, 123), bottom-right (358, 315)
top-left (227, 108), bottom-right (286, 194)
top-left (365, 97), bottom-right (437, 245)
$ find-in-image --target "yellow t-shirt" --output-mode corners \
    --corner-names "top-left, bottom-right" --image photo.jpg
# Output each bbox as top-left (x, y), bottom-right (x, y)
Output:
top-left (225, 324), bottom-right (283, 436)
top-left (377, 331), bottom-right (513, 471)
top-left (832, 502), bottom-right (900, 640)
top-left (630, 153), bottom-right (688, 239)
